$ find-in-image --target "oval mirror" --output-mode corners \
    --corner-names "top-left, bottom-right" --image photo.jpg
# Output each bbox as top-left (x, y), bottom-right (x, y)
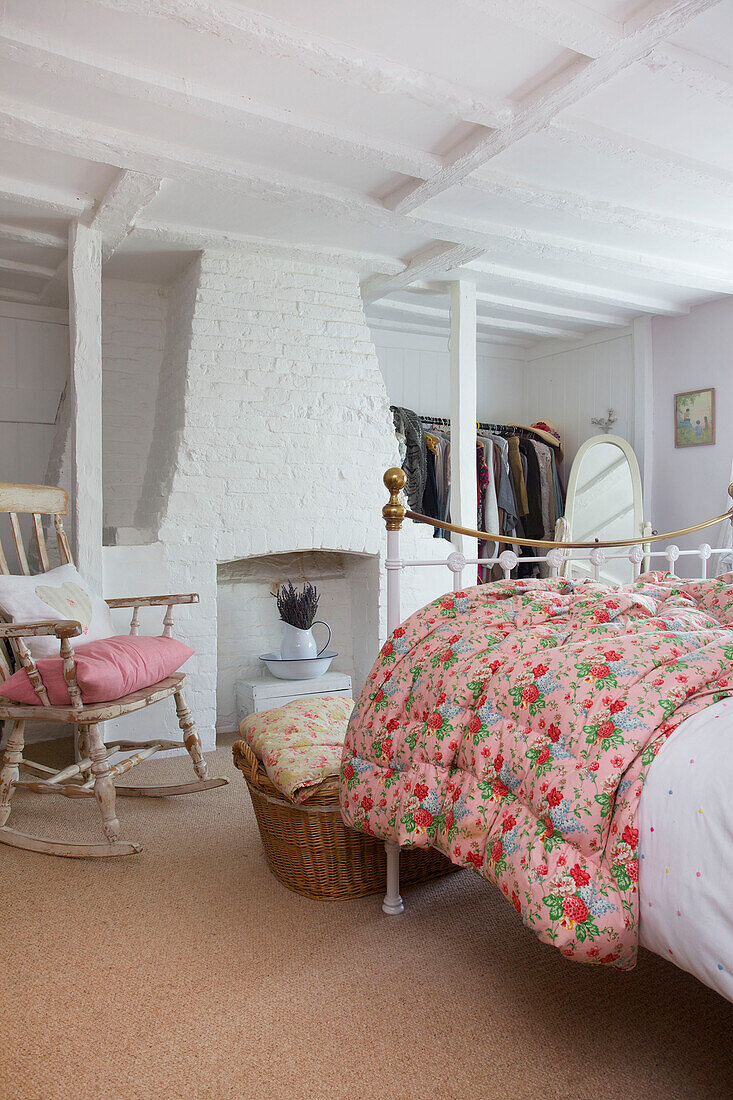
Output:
top-left (562, 434), bottom-right (645, 584)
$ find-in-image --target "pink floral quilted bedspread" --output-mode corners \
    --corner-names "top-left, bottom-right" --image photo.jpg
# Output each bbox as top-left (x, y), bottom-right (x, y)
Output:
top-left (340, 573), bottom-right (733, 968)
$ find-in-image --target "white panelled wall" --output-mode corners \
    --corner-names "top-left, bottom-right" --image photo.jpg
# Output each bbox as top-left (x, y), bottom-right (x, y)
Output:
top-left (372, 323), bottom-right (637, 480)
top-left (0, 303), bottom-right (69, 488)
top-left (651, 297), bottom-right (733, 569)
top-left (523, 330), bottom-right (636, 478)
top-left (370, 327), bottom-right (527, 423)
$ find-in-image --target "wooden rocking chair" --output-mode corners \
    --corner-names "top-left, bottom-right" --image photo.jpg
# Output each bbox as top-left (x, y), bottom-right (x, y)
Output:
top-left (0, 482), bottom-right (228, 858)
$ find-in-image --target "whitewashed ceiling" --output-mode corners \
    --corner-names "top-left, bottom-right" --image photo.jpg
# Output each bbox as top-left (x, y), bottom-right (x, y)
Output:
top-left (0, 0), bottom-right (732, 347)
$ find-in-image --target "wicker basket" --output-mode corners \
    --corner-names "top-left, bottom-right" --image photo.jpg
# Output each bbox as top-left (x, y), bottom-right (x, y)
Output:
top-left (233, 739), bottom-right (457, 900)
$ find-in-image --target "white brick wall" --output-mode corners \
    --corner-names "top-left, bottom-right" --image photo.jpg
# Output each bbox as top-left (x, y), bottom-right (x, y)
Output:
top-left (106, 250), bottom-right (449, 749)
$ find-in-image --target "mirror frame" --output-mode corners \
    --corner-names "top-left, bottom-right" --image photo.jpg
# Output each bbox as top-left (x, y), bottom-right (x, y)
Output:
top-left (562, 434), bottom-right (646, 578)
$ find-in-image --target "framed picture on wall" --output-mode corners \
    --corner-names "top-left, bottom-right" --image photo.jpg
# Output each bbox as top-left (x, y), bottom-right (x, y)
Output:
top-left (674, 387), bottom-right (715, 448)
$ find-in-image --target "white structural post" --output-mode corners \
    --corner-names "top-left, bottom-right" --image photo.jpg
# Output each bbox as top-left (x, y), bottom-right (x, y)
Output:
top-left (449, 280), bottom-right (478, 571)
top-left (68, 221), bottom-right (103, 593)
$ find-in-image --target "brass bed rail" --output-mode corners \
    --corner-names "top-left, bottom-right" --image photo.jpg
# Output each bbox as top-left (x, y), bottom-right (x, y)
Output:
top-left (384, 468), bottom-right (733, 547)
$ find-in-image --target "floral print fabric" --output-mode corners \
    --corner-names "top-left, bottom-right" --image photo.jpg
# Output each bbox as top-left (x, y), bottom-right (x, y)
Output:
top-left (239, 695), bottom-right (354, 802)
top-left (339, 573), bottom-right (733, 968)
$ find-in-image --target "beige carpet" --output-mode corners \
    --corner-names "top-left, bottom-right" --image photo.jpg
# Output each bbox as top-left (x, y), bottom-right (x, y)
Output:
top-left (1, 738), bottom-right (732, 1100)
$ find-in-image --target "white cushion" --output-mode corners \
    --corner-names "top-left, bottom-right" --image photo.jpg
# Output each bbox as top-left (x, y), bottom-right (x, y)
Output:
top-left (0, 563), bottom-right (115, 660)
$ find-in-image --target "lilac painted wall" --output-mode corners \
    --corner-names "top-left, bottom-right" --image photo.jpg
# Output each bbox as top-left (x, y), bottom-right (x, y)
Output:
top-left (652, 297), bottom-right (733, 570)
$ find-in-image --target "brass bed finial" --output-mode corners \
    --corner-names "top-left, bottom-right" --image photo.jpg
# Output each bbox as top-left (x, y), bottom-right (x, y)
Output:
top-left (383, 468), bottom-right (406, 531)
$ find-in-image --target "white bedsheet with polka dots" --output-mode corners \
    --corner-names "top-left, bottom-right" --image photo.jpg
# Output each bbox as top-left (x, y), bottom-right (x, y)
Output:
top-left (639, 697), bottom-right (733, 1001)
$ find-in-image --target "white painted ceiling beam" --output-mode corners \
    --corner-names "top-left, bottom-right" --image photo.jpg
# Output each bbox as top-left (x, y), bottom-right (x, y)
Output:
top-left (133, 220), bottom-right (404, 275)
top-left (0, 174), bottom-right (91, 217)
top-left (84, 169), bottom-right (164, 262)
top-left (0, 222), bottom-right (66, 248)
top-left (0, 27), bottom-right (441, 182)
top-left (410, 281), bottom-right (630, 326)
top-left (0, 256), bottom-right (56, 279)
top-left (361, 241), bottom-right (486, 302)
top-left (372, 296), bottom-right (580, 338)
top-left (646, 42), bottom-right (733, 108)
top-left (475, 289), bottom-right (629, 327)
top-left (0, 287), bottom-right (41, 304)
top-left (386, 0), bottom-right (721, 215)
top-left (95, 0), bottom-right (511, 127)
top-left (466, 170), bottom-right (733, 247)
top-left (366, 315), bottom-right (529, 349)
top-left (413, 211), bottom-right (733, 294)
top-left (549, 116), bottom-right (733, 202)
top-left (0, 98), bottom-right (401, 233)
top-left (464, 259), bottom-right (688, 315)
top-left (37, 169), bottom-right (163, 304)
top-left (451, 0), bottom-right (621, 56)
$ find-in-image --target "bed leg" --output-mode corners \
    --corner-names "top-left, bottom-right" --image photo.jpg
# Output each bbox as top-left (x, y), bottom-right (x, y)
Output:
top-left (382, 842), bottom-right (404, 915)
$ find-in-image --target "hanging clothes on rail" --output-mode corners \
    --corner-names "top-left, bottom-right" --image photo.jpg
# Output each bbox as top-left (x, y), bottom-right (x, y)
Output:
top-left (389, 410), bottom-right (565, 578)
top-left (391, 406), bottom-right (426, 511)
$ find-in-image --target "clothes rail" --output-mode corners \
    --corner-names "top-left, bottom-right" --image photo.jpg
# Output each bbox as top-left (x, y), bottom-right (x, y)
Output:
top-left (410, 413), bottom-right (527, 436)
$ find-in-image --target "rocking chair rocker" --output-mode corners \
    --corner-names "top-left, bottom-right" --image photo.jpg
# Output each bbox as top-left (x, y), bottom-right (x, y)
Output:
top-left (0, 482), bottom-right (228, 858)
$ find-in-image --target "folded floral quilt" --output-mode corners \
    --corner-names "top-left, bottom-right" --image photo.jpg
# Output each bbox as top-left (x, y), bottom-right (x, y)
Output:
top-left (340, 574), bottom-right (733, 968)
top-left (240, 695), bottom-right (354, 802)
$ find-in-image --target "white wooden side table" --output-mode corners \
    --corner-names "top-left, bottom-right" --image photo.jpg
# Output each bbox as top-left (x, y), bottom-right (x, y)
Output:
top-left (236, 670), bottom-right (353, 719)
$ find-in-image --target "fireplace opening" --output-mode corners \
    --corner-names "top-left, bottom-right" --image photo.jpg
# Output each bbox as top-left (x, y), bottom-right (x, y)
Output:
top-left (216, 549), bottom-right (380, 733)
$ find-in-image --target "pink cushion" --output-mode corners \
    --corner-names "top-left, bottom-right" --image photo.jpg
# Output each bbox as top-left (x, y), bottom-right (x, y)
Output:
top-left (0, 635), bottom-right (194, 706)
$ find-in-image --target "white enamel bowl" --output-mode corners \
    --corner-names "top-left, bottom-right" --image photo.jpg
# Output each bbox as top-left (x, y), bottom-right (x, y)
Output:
top-left (259, 651), bottom-right (338, 680)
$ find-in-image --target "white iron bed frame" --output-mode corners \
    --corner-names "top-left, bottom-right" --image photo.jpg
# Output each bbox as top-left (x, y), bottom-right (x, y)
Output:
top-left (379, 467), bottom-right (733, 916)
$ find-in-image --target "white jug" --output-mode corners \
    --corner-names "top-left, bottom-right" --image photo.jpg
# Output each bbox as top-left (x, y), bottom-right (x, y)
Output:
top-left (280, 621), bottom-right (331, 660)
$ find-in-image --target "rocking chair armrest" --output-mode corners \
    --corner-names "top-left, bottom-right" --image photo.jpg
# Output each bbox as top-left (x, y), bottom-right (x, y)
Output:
top-left (0, 621), bottom-right (83, 709)
top-left (105, 593), bottom-right (199, 609)
top-left (0, 619), bottom-right (83, 640)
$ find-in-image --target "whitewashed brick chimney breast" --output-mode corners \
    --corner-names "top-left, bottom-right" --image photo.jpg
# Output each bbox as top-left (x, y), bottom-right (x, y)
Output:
top-left (105, 250), bottom-right (448, 749)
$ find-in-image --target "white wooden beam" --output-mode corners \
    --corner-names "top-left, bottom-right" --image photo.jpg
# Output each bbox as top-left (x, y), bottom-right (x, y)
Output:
top-left (387, 0), bottom-right (721, 214)
top-left (38, 170), bottom-right (164, 305)
top-left (646, 42), bottom-right (733, 108)
top-left (449, 281), bottom-right (478, 561)
top-left (84, 169), bottom-right (163, 262)
top-left (95, 0), bottom-right (511, 127)
top-left (0, 26), bottom-right (441, 181)
top-left (0, 300), bottom-right (68, 325)
top-left (361, 241), bottom-right (486, 303)
top-left (465, 259), bottom-right (687, 315)
top-left (68, 221), bottom-right (103, 593)
top-left (451, 0), bottom-right (620, 56)
top-left (466, 169), bottom-right (733, 249)
top-left (0, 175), bottom-right (90, 217)
top-left (0, 98), bottom-right (401, 233)
top-left (372, 296), bottom-right (580, 338)
top-left (550, 116), bottom-right (733, 202)
top-left (411, 281), bottom-right (630, 326)
top-left (133, 221), bottom-right (404, 275)
top-left (474, 290), bottom-right (629, 328)
top-left (414, 211), bottom-right (733, 294)
top-left (0, 288), bottom-right (41, 304)
top-left (0, 257), bottom-right (57, 279)
top-left (366, 316), bottom-right (529, 348)
top-left (0, 222), bottom-right (66, 248)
